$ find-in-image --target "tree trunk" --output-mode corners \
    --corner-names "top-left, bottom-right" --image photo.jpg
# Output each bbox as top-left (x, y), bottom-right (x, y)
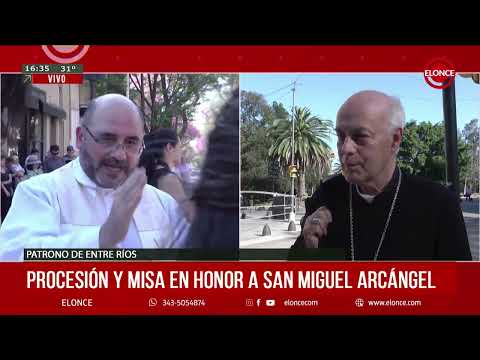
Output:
top-left (148, 75), bottom-right (158, 130)
top-left (160, 74), bottom-right (170, 122)
top-left (298, 171), bottom-right (306, 201)
top-left (140, 74), bottom-right (146, 130)
top-left (180, 109), bottom-right (189, 139)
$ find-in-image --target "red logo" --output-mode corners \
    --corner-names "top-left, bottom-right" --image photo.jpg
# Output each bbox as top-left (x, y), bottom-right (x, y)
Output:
top-left (41, 45), bottom-right (90, 64)
top-left (424, 58), bottom-right (456, 89)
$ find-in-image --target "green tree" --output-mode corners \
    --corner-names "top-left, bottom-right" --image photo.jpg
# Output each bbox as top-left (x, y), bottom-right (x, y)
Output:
top-left (398, 120), bottom-right (472, 186)
top-left (268, 106), bottom-right (333, 200)
top-left (461, 118), bottom-right (479, 192)
top-left (241, 122), bottom-right (271, 191)
top-left (241, 91), bottom-right (269, 192)
top-left (129, 74), bottom-right (236, 135)
top-left (95, 74), bottom-right (127, 96)
top-left (270, 101), bottom-right (289, 125)
top-left (240, 92), bottom-right (291, 194)
top-left (240, 90), bottom-right (272, 125)
top-left (303, 165), bottom-right (334, 197)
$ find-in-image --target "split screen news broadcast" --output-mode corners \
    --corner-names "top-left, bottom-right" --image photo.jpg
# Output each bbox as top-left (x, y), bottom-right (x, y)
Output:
top-left (0, 45), bottom-right (478, 316)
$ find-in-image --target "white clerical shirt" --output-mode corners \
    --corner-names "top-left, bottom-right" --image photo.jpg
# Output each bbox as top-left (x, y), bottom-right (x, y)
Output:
top-left (0, 158), bottom-right (190, 261)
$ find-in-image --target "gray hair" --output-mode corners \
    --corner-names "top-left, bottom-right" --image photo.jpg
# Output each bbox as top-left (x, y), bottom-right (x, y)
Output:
top-left (388, 96), bottom-right (405, 156)
top-left (388, 96), bottom-right (406, 133)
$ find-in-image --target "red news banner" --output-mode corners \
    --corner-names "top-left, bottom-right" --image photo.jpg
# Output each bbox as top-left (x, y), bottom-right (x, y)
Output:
top-left (0, 262), bottom-right (478, 315)
top-left (0, 45), bottom-right (480, 72)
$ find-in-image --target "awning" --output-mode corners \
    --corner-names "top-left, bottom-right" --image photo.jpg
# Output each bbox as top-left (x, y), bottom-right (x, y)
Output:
top-left (24, 84), bottom-right (66, 119)
top-left (24, 84), bottom-right (46, 110)
top-left (43, 102), bottom-right (66, 119)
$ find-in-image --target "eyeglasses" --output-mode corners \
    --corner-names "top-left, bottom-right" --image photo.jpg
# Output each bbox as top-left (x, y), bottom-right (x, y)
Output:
top-left (83, 126), bottom-right (144, 154)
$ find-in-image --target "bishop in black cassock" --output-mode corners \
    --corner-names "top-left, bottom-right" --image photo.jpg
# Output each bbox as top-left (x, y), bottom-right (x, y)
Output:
top-left (292, 90), bottom-right (472, 261)
top-left (292, 167), bottom-right (472, 260)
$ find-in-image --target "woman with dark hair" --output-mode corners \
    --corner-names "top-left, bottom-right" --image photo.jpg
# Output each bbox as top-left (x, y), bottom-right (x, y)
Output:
top-left (187, 88), bottom-right (239, 249)
top-left (140, 128), bottom-right (195, 222)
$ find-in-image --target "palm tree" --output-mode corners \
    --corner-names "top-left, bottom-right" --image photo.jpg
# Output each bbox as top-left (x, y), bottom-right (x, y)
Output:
top-left (268, 106), bottom-right (333, 199)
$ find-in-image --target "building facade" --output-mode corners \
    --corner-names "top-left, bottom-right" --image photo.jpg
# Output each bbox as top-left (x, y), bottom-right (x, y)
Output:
top-left (1, 75), bottom-right (92, 165)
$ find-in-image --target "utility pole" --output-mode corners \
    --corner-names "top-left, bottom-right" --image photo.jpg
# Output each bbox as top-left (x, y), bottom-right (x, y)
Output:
top-left (289, 80), bottom-right (297, 223)
top-left (443, 78), bottom-right (460, 197)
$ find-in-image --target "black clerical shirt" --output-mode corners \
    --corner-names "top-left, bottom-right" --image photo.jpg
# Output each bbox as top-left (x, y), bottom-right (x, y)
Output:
top-left (292, 168), bottom-right (472, 260)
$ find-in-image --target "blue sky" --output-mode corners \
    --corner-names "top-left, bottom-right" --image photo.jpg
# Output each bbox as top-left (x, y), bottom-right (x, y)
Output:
top-left (240, 73), bottom-right (479, 163)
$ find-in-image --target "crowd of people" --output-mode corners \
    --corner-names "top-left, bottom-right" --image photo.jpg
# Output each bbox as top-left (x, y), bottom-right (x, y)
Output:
top-left (0, 145), bottom-right (77, 222)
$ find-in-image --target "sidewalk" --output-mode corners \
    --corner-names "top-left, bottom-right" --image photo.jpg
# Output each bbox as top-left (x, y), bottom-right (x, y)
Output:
top-left (240, 209), bottom-right (302, 249)
top-left (240, 203), bottom-right (480, 260)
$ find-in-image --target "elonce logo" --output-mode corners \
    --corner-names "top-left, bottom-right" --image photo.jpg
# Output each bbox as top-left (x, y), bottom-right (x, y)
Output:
top-left (424, 58), bottom-right (456, 89)
top-left (41, 45), bottom-right (90, 64)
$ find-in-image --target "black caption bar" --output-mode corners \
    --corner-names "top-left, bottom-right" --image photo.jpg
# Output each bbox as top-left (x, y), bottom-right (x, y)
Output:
top-left (23, 249), bottom-right (344, 261)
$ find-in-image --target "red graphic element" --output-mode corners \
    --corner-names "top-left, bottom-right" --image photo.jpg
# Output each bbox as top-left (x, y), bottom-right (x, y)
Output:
top-left (0, 45), bottom-right (476, 72)
top-left (0, 262), bottom-right (479, 315)
top-left (424, 58), bottom-right (456, 89)
top-left (41, 45), bottom-right (90, 64)
top-left (31, 74), bottom-right (83, 84)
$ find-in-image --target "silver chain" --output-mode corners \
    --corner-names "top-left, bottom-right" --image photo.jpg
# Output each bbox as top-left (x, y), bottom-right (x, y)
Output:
top-left (349, 169), bottom-right (402, 261)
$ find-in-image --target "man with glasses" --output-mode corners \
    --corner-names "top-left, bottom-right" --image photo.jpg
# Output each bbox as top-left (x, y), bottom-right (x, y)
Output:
top-left (0, 94), bottom-right (190, 260)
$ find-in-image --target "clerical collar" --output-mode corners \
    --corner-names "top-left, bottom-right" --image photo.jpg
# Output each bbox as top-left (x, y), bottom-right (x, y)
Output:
top-left (355, 167), bottom-right (400, 204)
top-left (356, 186), bottom-right (376, 203)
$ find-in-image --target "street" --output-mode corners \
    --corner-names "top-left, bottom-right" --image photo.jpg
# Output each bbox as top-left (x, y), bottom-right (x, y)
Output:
top-left (240, 200), bottom-right (480, 260)
top-left (461, 198), bottom-right (479, 260)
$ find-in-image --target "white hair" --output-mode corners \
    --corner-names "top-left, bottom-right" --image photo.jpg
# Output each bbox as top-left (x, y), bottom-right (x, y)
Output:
top-left (387, 96), bottom-right (405, 156)
top-left (388, 96), bottom-right (406, 133)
